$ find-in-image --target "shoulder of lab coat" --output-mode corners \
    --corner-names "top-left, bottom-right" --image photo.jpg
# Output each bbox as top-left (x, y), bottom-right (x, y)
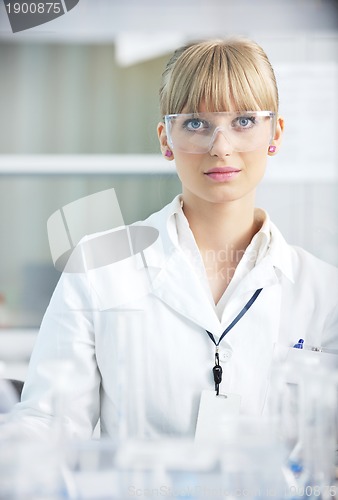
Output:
top-left (268, 219), bottom-right (338, 349)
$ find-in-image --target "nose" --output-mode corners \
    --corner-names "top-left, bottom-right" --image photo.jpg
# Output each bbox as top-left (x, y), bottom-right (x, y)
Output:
top-left (209, 129), bottom-right (233, 157)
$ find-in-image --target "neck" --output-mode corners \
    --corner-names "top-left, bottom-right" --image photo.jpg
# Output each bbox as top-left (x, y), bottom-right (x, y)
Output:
top-left (181, 193), bottom-right (260, 259)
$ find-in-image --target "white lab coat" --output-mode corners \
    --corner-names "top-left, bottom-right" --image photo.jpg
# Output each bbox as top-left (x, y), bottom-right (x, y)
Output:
top-left (5, 196), bottom-right (338, 440)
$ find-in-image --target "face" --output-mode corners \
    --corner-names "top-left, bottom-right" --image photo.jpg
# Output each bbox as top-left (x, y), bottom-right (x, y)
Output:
top-left (158, 105), bottom-right (284, 208)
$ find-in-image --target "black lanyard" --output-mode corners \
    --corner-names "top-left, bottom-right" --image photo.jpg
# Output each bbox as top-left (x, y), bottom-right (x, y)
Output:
top-left (206, 288), bottom-right (263, 395)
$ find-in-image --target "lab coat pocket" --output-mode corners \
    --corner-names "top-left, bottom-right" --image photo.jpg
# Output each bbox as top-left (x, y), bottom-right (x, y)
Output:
top-left (272, 343), bottom-right (338, 384)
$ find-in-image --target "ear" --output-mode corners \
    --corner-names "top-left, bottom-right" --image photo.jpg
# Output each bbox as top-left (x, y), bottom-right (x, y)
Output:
top-left (268, 116), bottom-right (284, 156)
top-left (157, 122), bottom-right (174, 160)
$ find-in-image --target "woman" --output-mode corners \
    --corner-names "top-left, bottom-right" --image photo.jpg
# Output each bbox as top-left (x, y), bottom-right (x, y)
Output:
top-left (3, 38), bottom-right (338, 440)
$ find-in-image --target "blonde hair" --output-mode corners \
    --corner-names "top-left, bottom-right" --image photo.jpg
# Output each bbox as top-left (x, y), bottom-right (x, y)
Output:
top-left (159, 38), bottom-right (279, 116)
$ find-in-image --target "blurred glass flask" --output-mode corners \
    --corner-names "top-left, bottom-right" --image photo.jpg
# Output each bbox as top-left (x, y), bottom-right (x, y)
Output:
top-left (268, 354), bottom-right (337, 497)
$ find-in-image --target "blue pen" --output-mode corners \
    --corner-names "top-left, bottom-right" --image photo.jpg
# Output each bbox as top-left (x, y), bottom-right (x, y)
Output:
top-left (293, 338), bottom-right (304, 349)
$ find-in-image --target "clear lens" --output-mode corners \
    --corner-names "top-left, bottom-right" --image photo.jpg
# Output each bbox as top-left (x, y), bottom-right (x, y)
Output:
top-left (165, 111), bottom-right (276, 154)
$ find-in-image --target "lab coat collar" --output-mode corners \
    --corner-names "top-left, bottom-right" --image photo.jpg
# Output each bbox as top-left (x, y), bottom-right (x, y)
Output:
top-left (267, 221), bottom-right (296, 283)
top-left (151, 247), bottom-right (222, 334)
top-left (151, 195), bottom-right (295, 284)
top-left (143, 196), bottom-right (295, 334)
top-left (143, 196), bottom-right (218, 332)
top-left (151, 247), bottom-right (284, 336)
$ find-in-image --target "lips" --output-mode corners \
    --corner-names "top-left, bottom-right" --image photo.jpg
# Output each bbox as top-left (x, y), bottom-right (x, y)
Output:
top-left (204, 166), bottom-right (241, 182)
top-left (205, 167), bottom-right (240, 174)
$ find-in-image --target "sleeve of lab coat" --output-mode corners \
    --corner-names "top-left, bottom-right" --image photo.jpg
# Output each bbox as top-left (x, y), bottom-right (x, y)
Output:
top-left (4, 269), bottom-right (101, 441)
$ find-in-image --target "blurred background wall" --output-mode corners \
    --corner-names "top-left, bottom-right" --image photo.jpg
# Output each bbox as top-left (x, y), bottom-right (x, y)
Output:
top-left (0, 0), bottom-right (337, 352)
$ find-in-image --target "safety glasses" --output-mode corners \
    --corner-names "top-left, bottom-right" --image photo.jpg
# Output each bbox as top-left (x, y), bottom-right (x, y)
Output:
top-left (164, 111), bottom-right (276, 154)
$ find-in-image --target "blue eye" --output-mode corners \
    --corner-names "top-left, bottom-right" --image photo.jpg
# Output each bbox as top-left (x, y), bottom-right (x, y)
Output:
top-left (233, 116), bottom-right (256, 130)
top-left (183, 118), bottom-right (209, 132)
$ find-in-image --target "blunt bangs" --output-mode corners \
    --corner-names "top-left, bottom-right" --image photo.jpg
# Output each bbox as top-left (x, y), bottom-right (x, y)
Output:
top-left (160, 39), bottom-right (279, 117)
